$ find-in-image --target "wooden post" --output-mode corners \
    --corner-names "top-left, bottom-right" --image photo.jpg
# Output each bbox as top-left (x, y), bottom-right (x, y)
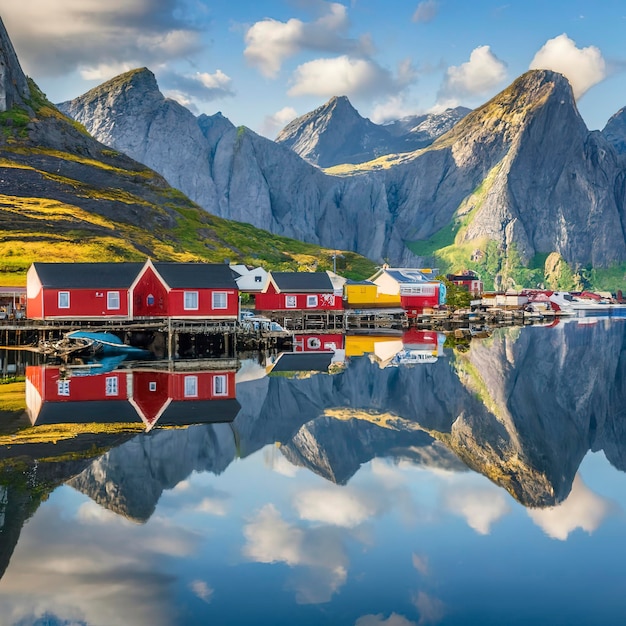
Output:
top-left (167, 318), bottom-right (173, 359)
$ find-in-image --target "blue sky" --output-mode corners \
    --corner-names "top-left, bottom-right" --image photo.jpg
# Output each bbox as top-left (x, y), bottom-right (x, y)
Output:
top-left (2, 0), bottom-right (625, 137)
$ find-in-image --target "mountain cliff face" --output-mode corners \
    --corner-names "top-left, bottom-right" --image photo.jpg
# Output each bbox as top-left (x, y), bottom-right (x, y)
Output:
top-left (275, 97), bottom-right (470, 167)
top-left (60, 71), bottom-right (417, 265)
top-left (0, 17), bottom-right (29, 112)
top-left (60, 66), bottom-right (626, 273)
top-left (602, 107), bottom-right (626, 155)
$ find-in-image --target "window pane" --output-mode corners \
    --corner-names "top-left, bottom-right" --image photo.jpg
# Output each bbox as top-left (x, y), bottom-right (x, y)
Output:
top-left (213, 375), bottom-right (227, 395)
top-left (184, 291), bottom-right (199, 310)
top-left (107, 291), bottom-right (120, 310)
top-left (184, 375), bottom-right (198, 397)
top-left (58, 292), bottom-right (70, 309)
top-left (307, 295), bottom-right (318, 307)
top-left (105, 376), bottom-right (118, 396)
top-left (285, 295), bottom-right (297, 308)
top-left (212, 292), bottom-right (227, 309)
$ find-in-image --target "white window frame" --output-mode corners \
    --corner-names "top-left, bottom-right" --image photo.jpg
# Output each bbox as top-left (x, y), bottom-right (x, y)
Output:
top-left (184, 375), bottom-right (198, 397)
top-left (149, 381), bottom-right (157, 392)
top-left (285, 295), bottom-right (297, 308)
top-left (213, 374), bottom-right (227, 396)
top-left (184, 291), bottom-right (199, 311)
top-left (58, 291), bottom-right (70, 309)
top-left (105, 376), bottom-right (119, 396)
top-left (306, 295), bottom-right (318, 308)
top-left (57, 380), bottom-right (70, 396)
top-left (107, 291), bottom-right (120, 310)
top-left (212, 292), bottom-right (227, 310)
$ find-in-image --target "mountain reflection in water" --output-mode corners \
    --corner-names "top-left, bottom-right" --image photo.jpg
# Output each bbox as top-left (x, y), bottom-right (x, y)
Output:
top-left (0, 319), bottom-right (625, 625)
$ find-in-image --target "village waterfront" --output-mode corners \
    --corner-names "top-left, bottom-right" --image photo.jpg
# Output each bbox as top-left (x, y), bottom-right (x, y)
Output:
top-left (0, 316), bottom-right (625, 625)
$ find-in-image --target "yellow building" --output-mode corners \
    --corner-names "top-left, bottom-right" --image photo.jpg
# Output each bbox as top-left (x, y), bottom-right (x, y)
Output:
top-left (344, 280), bottom-right (401, 308)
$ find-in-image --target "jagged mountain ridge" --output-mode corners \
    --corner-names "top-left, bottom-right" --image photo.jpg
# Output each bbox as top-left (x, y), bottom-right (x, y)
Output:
top-left (275, 96), bottom-right (470, 167)
top-left (0, 17), bottom-right (373, 277)
top-left (59, 69), bottom-right (417, 265)
top-left (60, 65), bottom-right (626, 272)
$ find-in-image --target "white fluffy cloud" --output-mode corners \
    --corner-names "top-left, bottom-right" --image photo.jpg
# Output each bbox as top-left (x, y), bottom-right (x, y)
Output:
top-left (242, 503), bottom-right (352, 604)
top-left (444, 485), bottom-right (510, 535)
top-left (438, 45), bottom-right (507, 105)
top-left (529, 33), bottom-right (607, 99)
top-left (528, 474), bottom-right (615, 540)
top-left (244, 1), bottom-right (371, 78)
top-left (190, 580), bottom-right (214, 604)
top-left (288, 55), bottom-right (416, 99)
top-left (412, 1), bottom-right (439, 23)
top-left (2, 0), bottom-right (205, 77)
top-left (260, 106), bottom-right (299, 139)
top-left (293, 487), bottom-right (385, 527)
top-left (369, 95), bottom-right (417, 124)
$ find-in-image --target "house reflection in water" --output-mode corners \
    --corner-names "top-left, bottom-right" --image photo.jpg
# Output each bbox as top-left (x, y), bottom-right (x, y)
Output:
top-left (25, 363), bottom-right (241, 429)
top-left (345, 329), bottom-right (446, 368)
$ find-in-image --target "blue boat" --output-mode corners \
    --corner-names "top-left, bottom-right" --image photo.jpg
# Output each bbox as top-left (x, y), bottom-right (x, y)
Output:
top-left (65, 331), bottom-right (152, 357)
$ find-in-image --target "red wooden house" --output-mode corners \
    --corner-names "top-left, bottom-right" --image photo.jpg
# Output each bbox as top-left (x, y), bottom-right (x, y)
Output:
top-left (26, 262), bottom-right (143, 320)
top-left (255, 271), bottom-right (343, 312)
top-left (446, 271), bottom-right (483, 296)
top-left (25, 364), bottom-right (139, 425)
top-left (26, 260), bottom-right (239, 321)
top-left (129, 260), bottom-right (239, 320)
top-left (26, 365), bottom-right (240, 428)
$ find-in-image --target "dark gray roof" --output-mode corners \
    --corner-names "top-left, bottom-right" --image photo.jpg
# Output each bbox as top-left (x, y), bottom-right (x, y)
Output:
top-left (153, 263), bottom-right (238, 289)
top-left (33, 262), bottom-right (143, 289)
top-left (345, 279), bottom-right (375, 286)
top-left (271, 272), bottom-right (334, 293)
top-left (270, 351), bottom-right (334, 372)
top-left (155, 398), bottom-right (241, 426)
top-left (31, 400), bottom-right (143, 425)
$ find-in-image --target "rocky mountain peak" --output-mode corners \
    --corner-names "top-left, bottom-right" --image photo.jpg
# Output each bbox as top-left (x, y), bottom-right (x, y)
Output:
top-left (0, 16), bottom-right (30, 112)
top-left (276, 95), bottom-right (393, 167)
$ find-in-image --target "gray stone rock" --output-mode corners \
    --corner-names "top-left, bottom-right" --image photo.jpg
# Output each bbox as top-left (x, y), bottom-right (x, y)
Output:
top-left (0, 17), bottom-right (30, 112)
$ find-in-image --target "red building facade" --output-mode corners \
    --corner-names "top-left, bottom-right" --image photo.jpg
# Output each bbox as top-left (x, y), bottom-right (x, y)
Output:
top-left (255, 271), bottom-right (343, 312)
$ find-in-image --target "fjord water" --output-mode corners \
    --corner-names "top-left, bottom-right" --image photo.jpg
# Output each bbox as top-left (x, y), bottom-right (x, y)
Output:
top-left (1, 320), bottom-right (626, 625)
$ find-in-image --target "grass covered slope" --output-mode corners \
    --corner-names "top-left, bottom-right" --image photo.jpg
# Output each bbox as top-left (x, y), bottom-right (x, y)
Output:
top-left (0, 80), bottom-right (375, 284)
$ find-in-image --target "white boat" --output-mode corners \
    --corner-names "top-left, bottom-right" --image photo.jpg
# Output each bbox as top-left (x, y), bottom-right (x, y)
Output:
top-left (549, 292), bottom-right (626, 315)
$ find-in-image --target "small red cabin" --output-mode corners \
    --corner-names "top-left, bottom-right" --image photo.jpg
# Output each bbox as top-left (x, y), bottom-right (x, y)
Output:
top-left (446, 271), bottom-right (483, 297)
top-left (255, 271), bottom-right (343, 312)
top-left (27, 262), bottom-right (143, 320)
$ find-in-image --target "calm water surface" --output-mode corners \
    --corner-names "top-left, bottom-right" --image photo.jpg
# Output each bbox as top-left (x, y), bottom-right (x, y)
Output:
top-left (1, 319), bottom-right (626, 625)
